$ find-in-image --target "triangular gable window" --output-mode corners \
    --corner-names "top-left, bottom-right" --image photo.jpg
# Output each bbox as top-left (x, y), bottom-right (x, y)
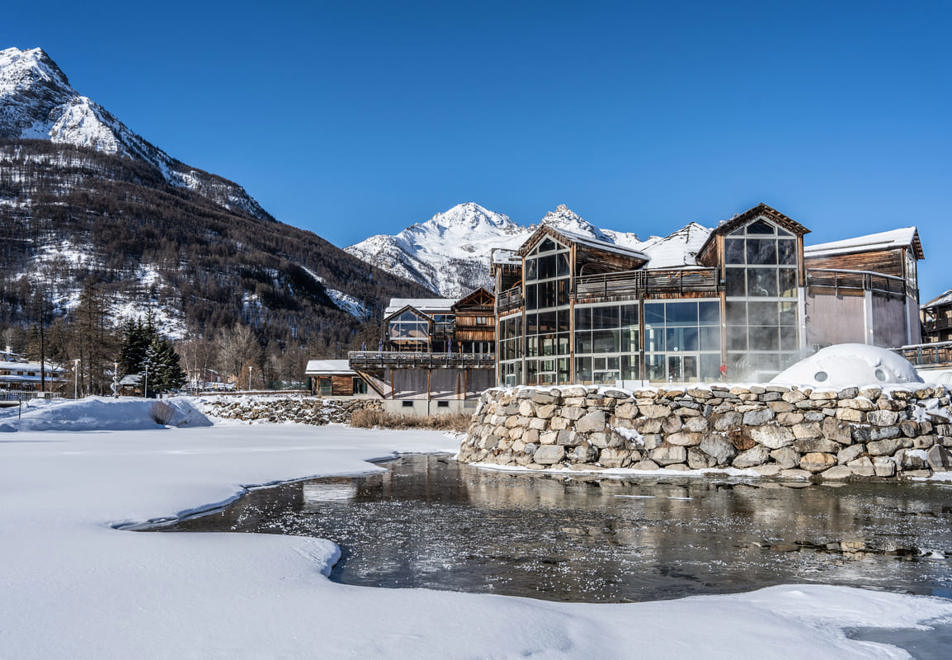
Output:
top-left (397, 309), bottom-right (427, 322)
top-left (747, 219), bottom-right (775, 234)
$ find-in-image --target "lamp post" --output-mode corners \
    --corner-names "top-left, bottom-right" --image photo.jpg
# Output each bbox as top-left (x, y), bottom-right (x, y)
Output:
top-left (73, 358), bottom-right (80, 399)
top-left (248, 365), bottom-right (254, 391)
top-left (143, 358), bottom-right (150, 399)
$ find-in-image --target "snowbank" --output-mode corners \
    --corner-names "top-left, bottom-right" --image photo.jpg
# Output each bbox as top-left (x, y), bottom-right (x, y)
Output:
top-left (772, 343), bottom-right (923, 388)
top-left (0, 396), bottom-right (210, 432)
top-left (1, 422), bottom-right (951, 657)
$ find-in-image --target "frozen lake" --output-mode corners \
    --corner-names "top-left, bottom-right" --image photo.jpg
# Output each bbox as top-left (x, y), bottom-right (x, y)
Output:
top-left (149, 453), bottom-right (952, 605)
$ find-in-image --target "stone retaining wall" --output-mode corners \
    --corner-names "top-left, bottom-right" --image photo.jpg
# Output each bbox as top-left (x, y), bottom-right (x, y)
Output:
top-left (459, 385), bottom-right (952, 480)
top-left (200, 396), bottom-right (381, 425)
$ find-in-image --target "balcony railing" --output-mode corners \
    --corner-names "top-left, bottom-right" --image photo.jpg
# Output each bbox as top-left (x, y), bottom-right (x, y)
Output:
top-left (573, 268), bottom-right (721, 301)
top-left (923, 317), bottom-right (952, 333)
top-left (348, 351), bottom-right (495, 370)
top-left (893, 341), bottom-right (952, 367)
top-left (806, 268), bottom-right (909, 298)
top-left (497, 286), bottom-right (523, 314)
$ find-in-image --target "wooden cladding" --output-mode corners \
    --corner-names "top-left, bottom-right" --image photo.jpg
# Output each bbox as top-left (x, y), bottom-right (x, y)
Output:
top-left (805, 249), bottom-right (903, 278)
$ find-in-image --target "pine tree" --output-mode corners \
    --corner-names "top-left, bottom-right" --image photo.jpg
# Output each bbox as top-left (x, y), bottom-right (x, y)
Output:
top-left (150, 337), bottom-right (186, 393)
top-left (118, 319), bottom-right (149, 377)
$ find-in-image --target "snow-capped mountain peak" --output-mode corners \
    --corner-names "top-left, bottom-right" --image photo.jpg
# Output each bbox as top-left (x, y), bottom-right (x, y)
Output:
top-left (347, 203), bottom-right (657, 297)
top-left (0, 46), bottom-right (270, 220)
top-left (0, 47), bottom-right (71, 95)
top-left (538, 204), bottom-right (607, 240)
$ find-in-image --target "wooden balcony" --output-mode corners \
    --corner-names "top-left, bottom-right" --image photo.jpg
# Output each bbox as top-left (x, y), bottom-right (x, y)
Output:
top-left (573, 268), bottom-right (720, 302)
top-left (496, 287), bottom-right (523, 315)
top-left (349, 351), bottom-right (495, 370)
top-left (923, 317), bottom-right (952, 333)
top-left (806, 268), bottom-right (910, 298)
top-left (893, 342), bottom-right (952, 367)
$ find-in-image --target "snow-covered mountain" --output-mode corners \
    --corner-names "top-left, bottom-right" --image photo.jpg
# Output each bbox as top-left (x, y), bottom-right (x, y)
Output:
top-left (346, 202), bottom-right (708, 297)
top-left (0, 47), bottom-right (434, 343)
top-left (0, 47), bottom-right (270, 220)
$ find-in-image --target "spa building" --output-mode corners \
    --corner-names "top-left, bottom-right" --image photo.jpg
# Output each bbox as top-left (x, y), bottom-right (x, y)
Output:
top-left (493, 203), bottom-right (922, 386)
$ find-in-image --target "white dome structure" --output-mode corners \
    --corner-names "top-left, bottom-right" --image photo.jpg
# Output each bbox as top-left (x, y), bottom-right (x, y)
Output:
top-left (770, 343), bottom-right (923, 388)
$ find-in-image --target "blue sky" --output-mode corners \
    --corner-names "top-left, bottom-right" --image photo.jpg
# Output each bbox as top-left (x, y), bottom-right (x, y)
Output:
top-left (4, 1), bottom-right (951, 298)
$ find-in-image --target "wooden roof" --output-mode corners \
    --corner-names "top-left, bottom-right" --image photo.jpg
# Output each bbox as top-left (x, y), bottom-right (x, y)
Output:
top-left (696, 203), bottom-right (810, 264)
top-left (516, 224), bottom-right (649, 269)
top-left (452, 287), bottom-right (495, 311)
top-left (382, 304), bottom-right (436, 324)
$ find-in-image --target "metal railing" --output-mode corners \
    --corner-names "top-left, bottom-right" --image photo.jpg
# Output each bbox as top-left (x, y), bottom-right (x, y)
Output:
top-left (573, 268), bottom-right (721, 301)
top-left (348, 351), bottom-right (495, 370)
top-left (0, 391), bottom-right (62, 402)
top-left (806, 268), bottom-right (909, 298)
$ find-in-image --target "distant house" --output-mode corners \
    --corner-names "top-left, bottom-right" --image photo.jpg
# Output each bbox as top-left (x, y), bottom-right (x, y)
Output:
top-left (920, 289), bottom-right (952, 345)
top-left (0, 348), bottom-right (65, 392)
top-left (304, 360), bottom-right (370, 398)
top-left (342, 289), bottom-right (497, 415)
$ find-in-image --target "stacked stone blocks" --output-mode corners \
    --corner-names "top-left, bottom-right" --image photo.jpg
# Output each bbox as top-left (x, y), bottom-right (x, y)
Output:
top-left (458, 384), bottom-right (952, 480)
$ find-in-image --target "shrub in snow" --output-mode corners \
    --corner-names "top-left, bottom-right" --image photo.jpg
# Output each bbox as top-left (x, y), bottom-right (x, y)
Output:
top-left (771, 343), bottom-right (922, 389)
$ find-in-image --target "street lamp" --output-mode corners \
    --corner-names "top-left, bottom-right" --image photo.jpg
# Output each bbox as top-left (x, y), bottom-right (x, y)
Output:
top-left (73, 358), bottom-right (80, 399)
top-left (143, 358), bottom-right (151, 399)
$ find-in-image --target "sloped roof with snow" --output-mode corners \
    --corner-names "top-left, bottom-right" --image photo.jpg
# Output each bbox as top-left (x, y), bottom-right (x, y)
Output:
top-left (384, 298), bottom-right (456, 316)
top-left (805, 227), bottom-right (922, 260)
top-left (640, 222), bottom-right (712, 269)
top-left (922, 288), bottom-right (952, 310)
top-left (491, 248), bottom-right (520, 266)
top-left (304, 360), bottom-right (355, 376)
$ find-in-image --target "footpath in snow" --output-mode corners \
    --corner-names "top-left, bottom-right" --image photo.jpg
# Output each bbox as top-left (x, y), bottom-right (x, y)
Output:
top-left (0, 397), bottom-right (950, 658)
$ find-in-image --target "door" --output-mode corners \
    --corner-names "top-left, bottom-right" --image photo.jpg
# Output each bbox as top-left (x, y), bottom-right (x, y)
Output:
top-left (666, 355), bottom-right (682, 382)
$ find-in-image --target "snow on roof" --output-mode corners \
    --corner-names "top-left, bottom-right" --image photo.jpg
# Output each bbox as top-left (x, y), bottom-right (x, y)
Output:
top-left (641, 222), bottom-right (712, 270)
top-left (551, 228), bottom-right (650, 262)
top-left (805, 227), bottom-right (920, 259)
top-left (491, 248), bottom-right (520, 266)
top-left (384, 298), bottom-right (457, 316)
top-left (922, 288), bottom-right (952, 310)
top-left (304, 360), bottom-right (355, 376)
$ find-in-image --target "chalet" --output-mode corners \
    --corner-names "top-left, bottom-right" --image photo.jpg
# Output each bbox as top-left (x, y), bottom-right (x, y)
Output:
top-left (304, 360), bottom-right (370, 398)
top-left (494, 204), bottom-right (923, 385)
top-left (347, 289), bottom-right (496, 414)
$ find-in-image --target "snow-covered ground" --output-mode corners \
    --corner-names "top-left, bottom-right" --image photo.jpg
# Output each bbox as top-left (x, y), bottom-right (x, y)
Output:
top-left (1, 398), bottom-right (951, 658)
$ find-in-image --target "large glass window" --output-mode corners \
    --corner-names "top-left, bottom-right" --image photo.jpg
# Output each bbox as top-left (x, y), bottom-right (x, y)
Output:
top-left (498, 314), bottom-right (524, 386)
top-left (725, 218), bottom-right (800, 380)
top-left (522, 236), bottom-right (572, 385)
top-left (644, 299), bottom-right (721, 383)
top-left (388, 309), bottom-right (430, 344)
top-left (574, 303), bottom-right (639, 384)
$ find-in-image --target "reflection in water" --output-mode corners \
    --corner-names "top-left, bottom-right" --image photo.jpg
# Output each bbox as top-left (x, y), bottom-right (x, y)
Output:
top-left (153, 454), bottom-right (952, 604)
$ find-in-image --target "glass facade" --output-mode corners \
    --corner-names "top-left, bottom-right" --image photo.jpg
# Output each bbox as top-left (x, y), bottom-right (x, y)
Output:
top-left (523, 237), bottom-right (572, 385)
top-left (724, 219), bottom-right (800, 380)
top-left (574, 303), bottom-right (640, 384)
top-left (498, 313), bottom-right (523, 386)
top-left (643, 300), bottom-right (721, 383)
top-left (388, 309), bottom-right (431, 345)
top-left (495, 216), bottom-right (804, 386)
